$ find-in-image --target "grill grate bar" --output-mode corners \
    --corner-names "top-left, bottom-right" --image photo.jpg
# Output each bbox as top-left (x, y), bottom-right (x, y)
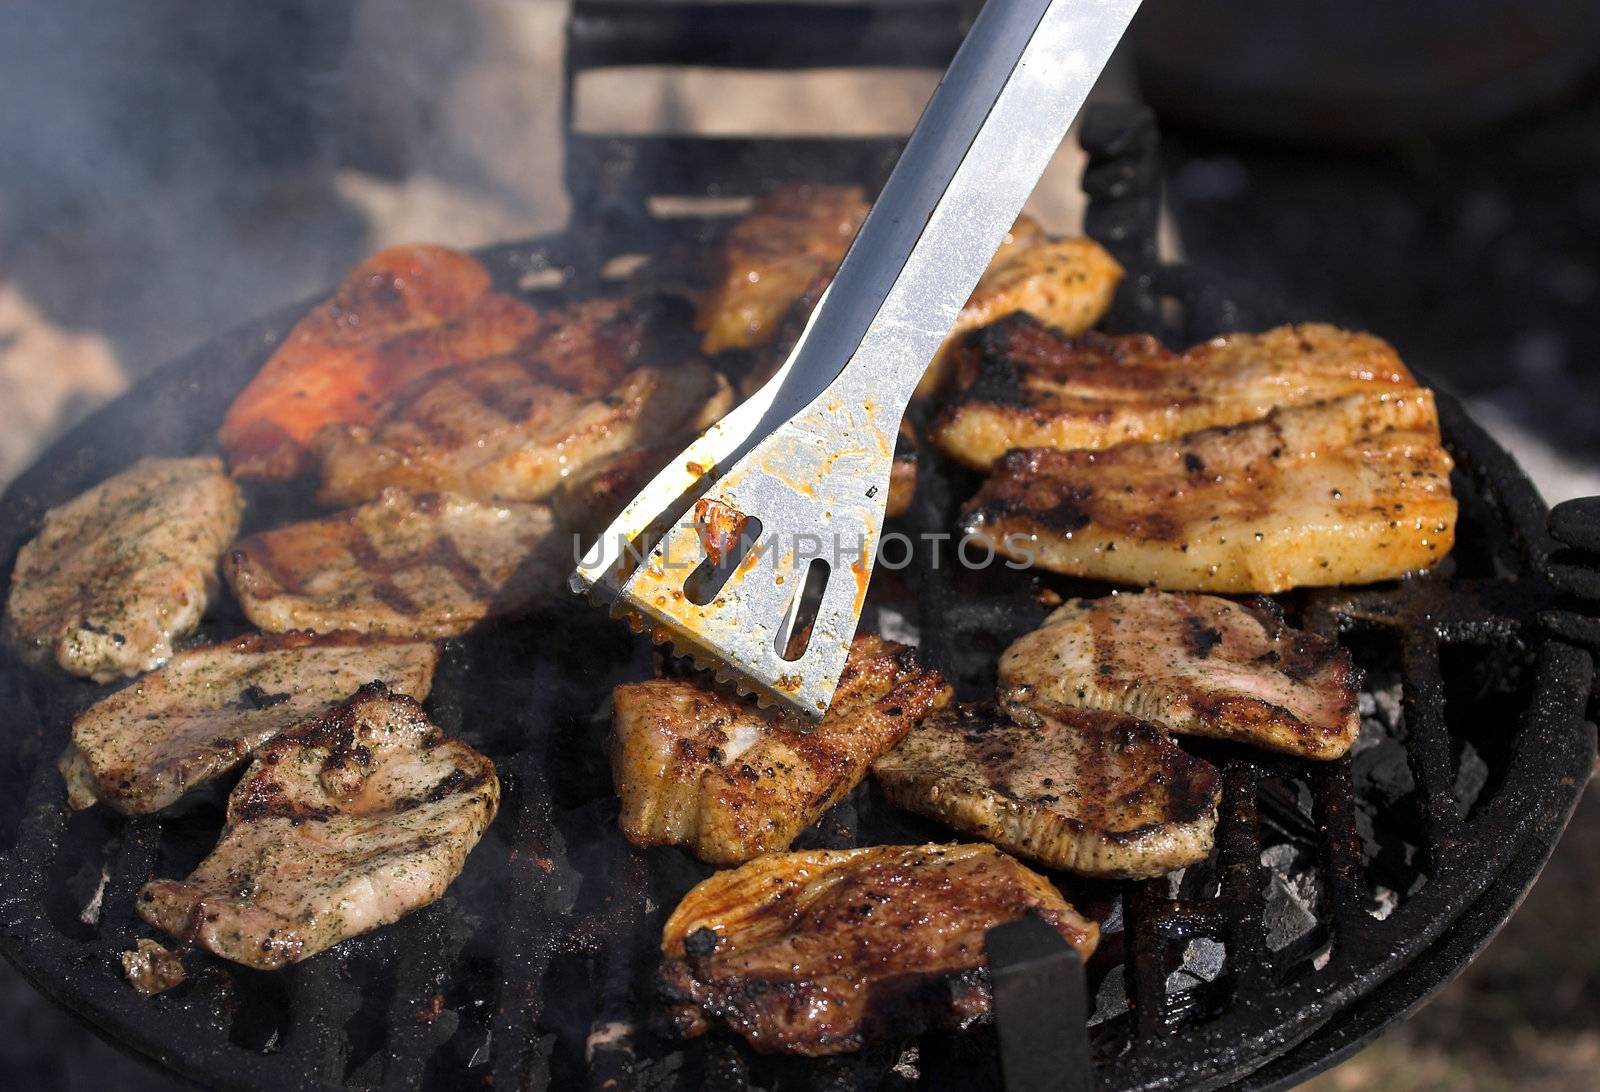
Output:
top-left (1308, 756), bottom-right (1376, 959)
top-left (1435, 396), bottom-right (1556, 574)
top-left (281, 953), bottom-right (363, 1086)
top-left (97, 816), bottom-right (161, 948)
top-left (379, 904), bottom-right (460, 1091)
top-left (1123, 879), bottom-right (1177, 1041)
top-left (1398, 632), bottom-right (1465, 855)
top-left (491, 749), bottom-right (561, 1092)
top-left (1215, 762), bottom-right (1268, 990)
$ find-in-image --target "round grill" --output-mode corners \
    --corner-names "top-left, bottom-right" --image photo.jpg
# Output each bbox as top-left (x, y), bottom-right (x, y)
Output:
top-left (0, 106), bottom-right (1592, 1091)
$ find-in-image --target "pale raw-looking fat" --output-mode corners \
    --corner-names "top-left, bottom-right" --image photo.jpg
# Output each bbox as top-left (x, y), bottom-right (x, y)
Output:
top-left (137, 685), bottom-right (498, 970)
top-left (963, 389), bottom-right (1457, 593)
top-left (62, 631), bottom-right (440, 815)
top-left (225, 487), bottom-right (560, 638)
top-left (932, 319), bottom-right (1417, 470)
top-left (657, 843), bottom-right (1097, 1055)
top-left (610, 634), bottom-right (951, 864)
top-left (999, 590), bottom-right (1362, 760)
top-left (873, 696), bottom-right (1221, 878)
top-left (4, 456), bottom-right (243, 682)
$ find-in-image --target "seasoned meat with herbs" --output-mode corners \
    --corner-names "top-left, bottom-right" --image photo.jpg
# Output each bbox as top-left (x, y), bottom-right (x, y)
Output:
top-left (62, 631), bottom-right (439, 814)
top-left (220, 245), bottom-right (508, 478)
top-left (137, 684), bottom-right (498, 969)
top-left (658, 843), bottom-right (1097, 1054)
top-left (225, 488), bottom-right (558, 638)
top-left (5, 456), bottom-right (242, 681)
top-left (697, 184), bottom-right (869, 354)
top-left (933, 318), bottom-right (1418, 469)
top-left (962, 390), bottom-right (1456, 592)
top-left (874, 697), bottom-right (1219, 877)
top-left (999, 591), bottom-right (1361, 759)
top-left (315, 296), bottom-right (731, 507)
top-left (611, 634), bottom-right (950, 864)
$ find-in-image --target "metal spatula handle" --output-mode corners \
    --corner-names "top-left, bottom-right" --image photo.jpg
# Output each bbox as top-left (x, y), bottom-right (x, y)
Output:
top-left (772, 0), bottom-right (1144, 421)
top-left (573, 0), bottom-right (1141, 716)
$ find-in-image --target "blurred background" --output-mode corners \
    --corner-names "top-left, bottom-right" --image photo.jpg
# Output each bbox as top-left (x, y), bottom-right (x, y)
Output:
top-left (0, 0), bottom-right (1596, 1087)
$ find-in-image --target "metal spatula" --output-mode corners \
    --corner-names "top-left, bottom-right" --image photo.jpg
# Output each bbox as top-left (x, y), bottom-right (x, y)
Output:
top-left (571, 0), bottom-right (1142, 717)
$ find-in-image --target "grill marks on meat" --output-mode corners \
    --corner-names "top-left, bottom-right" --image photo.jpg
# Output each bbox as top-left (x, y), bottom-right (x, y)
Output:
top-left (696, 184), bottom-right (869, 354)
top-left (314, 296), bottom-right (731, 507)
top-left (220, 245), bottom-right (504, 479)
top-left (963, 390), bottom-right (1456, 592)
top-left (5, 457), bottom-right (242, 682)
top-left (137, 684), bottom-right (498, 969)
top-left (999, 591), bottom-right (1361, 760)
top-left (873, 697), bottom-right (1220, 878)
top-left (657, 843), bottom-right (1097, 1054)
top-left (918, 224), bottom-right (1123, 398)
top-left (225, 488), bottom-right (557, 637)
top-left (62, 631), bottom-right (439, 814)
top-left (933, 319), bottom-right (1418, 469)
top-left (611, 635), bottom-right (951, 864)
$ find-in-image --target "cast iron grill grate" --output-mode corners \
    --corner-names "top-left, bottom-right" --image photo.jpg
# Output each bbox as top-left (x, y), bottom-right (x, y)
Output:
top-left (0, 41), bottom-right (1594, 1092)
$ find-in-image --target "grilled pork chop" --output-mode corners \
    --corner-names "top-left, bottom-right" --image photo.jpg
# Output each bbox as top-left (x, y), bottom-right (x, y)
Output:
top-left (62, 631), bottom-right (439, 814)
top-left (999, 591), bottom-right (1361, 760)
top-left (5, 457), bottom-right (242, 682)
top-left (225, 488), bottom-right (558, 638)
top-left (315, 297), bottom-right (731, 507)
top-left (611, 635), bottom-right (950, 864)
top-left (696, 184), bottom-right (869, 354)
top-left (934, 319), bottom-right (1419, 469)
top-left (658, 843), bottom-right (1097, 1054)
top-left (917, 226), bottom-right (1122, 398)
top-left (221, 245), bottom-right (502, 478)
top-left (138, 684), bottom-right (498, 969)
top-left (962, 390), bottom-right (1456, 592)
top-left (874, 697), bottom-right (1220, 877)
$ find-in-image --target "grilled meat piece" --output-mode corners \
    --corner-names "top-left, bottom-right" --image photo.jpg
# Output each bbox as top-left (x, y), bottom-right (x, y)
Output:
top-left (315, 297), bottom-right (730, 507)
top-left (885, 419), bottom-right (919, 520)
top-left (62, 631), bottom-right (439, 814)
top-left (121, 939), bottom-right (187, 997)
top-left (220, 245), bottom-right (505, 478)
top-left (225, 488), bottom-right (557, 638)
top-left (933, 318), bottom-right (1418, 469)
top-left (999, 591), bottom-right (1361, 760)
top-left (658, 843), bottom-right (1097, 1054)
top-left (697, 184), bottom-right (869, 354)
top-left (874, 697), bottom-right (1219, 877)
top-left (138, 684), bottom-right (498, 969)
top-left (917, 225), bottom-right (1122, 398)
top-left (5, 457), bottom-right (242, 682)
top-left (611, 635), bottom-right (950, 864)
top-left (962, 390), bottom-right (1456, 592)
top-left (729, 213), bottom-right (1120, 404)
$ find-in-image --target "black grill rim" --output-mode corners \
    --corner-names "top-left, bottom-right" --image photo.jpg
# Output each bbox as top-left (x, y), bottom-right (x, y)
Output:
top-left (0, 105), bottom-right (1592, 1092)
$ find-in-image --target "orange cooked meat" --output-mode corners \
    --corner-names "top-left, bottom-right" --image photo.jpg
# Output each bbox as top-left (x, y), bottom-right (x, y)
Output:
top-left (220, 245), bottom-right (538, 478)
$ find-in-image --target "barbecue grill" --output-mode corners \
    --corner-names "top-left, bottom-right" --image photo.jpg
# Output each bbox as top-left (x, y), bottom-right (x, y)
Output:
top-left (1, 3), bottom-right (1596, 1089)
